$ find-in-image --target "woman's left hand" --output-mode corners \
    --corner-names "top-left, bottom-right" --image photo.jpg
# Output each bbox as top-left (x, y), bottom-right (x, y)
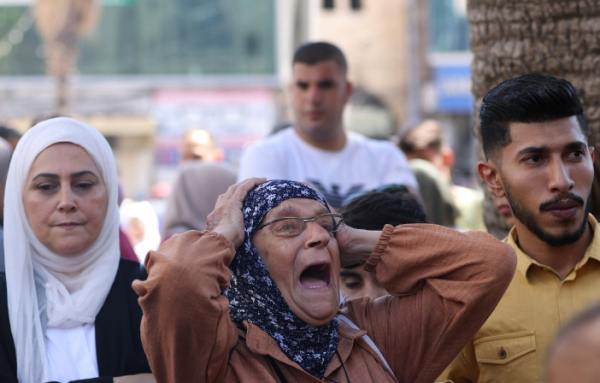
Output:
top-left (335, 224), bottom-right (382, 267)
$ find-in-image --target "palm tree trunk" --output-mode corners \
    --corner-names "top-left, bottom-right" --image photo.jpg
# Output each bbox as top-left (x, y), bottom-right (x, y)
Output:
top-left (468, 0), bottom-right (600, 238)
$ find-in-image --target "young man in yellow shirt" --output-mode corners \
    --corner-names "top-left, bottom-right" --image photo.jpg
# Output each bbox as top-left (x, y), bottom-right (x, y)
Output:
top-left (440, 74), bottom-right (600, 382)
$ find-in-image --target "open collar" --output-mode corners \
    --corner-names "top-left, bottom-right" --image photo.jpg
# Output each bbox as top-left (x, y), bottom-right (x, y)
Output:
top-left (506, 214), bottom-right (600, 279)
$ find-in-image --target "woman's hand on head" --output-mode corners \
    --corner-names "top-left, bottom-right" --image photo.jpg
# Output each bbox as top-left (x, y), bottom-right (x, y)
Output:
top-left (335, 224), bottom-right (382, 268)
top-left (206, 177), bottom-right (266, 248)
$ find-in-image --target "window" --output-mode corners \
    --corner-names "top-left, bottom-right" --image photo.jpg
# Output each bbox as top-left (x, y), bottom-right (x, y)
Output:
top-left (0, 0), bottom-right (276, 75)
top-left (350, 0), bottom-right (361, 10)
top-left (429, 0), bottom-right (469, 52)
top-left (323, 0), bottom-right (334, 9)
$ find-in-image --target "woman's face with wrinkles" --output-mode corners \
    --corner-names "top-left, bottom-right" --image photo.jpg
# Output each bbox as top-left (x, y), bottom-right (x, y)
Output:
top-left (23, 143), bottom-right (108, 257)
top-left (252, 198), bottom-right (341, 326)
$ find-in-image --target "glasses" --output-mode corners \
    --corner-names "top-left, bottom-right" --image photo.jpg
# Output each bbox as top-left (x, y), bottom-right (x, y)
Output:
top-left (254, 213), bottom-right (344, 237)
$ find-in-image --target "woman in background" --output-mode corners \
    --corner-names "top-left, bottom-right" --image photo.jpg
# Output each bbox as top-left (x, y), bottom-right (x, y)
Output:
top-left (161, 161), bottom-right (236, 240)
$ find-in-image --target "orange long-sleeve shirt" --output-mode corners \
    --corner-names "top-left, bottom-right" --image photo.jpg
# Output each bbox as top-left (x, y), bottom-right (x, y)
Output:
top-left (133, 224), bottom-right (516, 383)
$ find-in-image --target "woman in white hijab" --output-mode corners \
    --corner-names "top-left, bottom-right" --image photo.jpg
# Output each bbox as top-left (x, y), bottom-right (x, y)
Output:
top-left (0, 118), bottom-right (153, 382)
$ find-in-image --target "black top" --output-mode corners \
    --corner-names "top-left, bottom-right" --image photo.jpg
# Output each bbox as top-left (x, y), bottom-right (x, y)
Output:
top-left (0, 259), bottom-right (151, 383)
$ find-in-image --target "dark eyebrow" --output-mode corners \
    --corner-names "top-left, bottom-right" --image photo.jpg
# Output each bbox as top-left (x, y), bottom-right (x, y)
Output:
top-left (31, 173), bottom-right (59, 181)
top-left (517, 146), bottom-right (549, 157)
top-left (72, 170), bottom-right (99, 179)
top-left (564, 141), bottom-right (587, 151)
top-left (340, 270), bottom-right (361, 277)
top-left (317, 80), bottom-right (334, 87)
top-left (31, 170), bottom-right (99, 181)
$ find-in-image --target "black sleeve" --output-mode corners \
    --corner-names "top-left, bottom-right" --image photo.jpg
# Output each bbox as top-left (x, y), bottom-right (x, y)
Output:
top-left (0, 273), bottom-right (17, 382)
top-left (68, 377), bottom-right (113, 383)
top-left (94, 259), bottom-right (151, 377)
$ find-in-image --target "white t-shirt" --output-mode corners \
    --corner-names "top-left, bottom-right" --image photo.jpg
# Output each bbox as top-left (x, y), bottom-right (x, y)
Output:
top-left (238, 128), bottom-right (417, 207)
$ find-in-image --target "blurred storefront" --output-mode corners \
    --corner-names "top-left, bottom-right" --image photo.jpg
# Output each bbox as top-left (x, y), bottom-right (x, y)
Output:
top-left (423, 0), bottom-right (476, 187)
top-left (0, 0), bottom-right (476, 195)
top-left (0, 0), bottom-right (278, 198)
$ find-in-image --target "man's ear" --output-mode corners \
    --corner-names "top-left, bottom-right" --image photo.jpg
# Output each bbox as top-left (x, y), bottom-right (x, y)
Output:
top-left (344, 80), bottom-right (354, 102)
top-left (477, 160), bottom-right (505, 197)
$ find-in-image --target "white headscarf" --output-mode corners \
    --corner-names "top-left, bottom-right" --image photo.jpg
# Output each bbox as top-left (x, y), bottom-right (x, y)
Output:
top-left (4, 117), bottom-right (120, 383)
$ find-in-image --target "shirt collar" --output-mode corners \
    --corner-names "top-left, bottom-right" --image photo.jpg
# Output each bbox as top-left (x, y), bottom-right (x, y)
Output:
top-left (506, 214), bottom-right (600, 277)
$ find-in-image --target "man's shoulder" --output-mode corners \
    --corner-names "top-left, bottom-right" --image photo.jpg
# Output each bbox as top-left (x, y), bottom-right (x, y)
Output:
top-left (346, 131), bottom-right (397, 152)
top-left (245, 128), bottom-right (296, 152)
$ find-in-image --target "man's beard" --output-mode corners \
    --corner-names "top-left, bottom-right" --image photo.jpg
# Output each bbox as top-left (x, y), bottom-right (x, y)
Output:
top-left (503, 181), bottom-right (590, 247)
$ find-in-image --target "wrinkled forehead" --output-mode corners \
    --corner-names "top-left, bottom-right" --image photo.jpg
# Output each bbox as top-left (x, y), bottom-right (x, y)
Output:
top-left (264, 198), bottom-right (329, 222)
top-left (30, 142), bottom-right (103, 179)
top-left (242, 180), bottom-right (329, 231)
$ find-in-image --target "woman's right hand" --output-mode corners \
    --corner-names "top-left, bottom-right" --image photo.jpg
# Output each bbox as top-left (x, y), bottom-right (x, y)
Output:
top-left (205, 177), bottom-right (266, 249)
top-left (336, 224), bottom-right (383, 268)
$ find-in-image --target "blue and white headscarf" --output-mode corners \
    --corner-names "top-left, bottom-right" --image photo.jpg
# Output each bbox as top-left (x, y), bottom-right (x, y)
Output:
top-left (224, 180), bottom-right (339, 378)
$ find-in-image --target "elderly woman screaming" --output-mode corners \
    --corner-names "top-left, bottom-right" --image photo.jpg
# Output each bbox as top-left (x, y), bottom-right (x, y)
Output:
top-left (134, 179), bottom-right (517, 383)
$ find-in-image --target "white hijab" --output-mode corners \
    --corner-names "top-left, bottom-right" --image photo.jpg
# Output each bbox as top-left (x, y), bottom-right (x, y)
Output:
top-left (4, 117), bottom-right (120, 383)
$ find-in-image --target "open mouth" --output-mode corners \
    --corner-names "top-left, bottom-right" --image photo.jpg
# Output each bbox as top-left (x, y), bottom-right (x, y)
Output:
top-left (299, 263), bottom-right (331, 289)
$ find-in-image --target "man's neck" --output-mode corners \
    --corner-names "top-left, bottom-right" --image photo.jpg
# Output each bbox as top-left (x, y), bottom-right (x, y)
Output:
top-left (514, 218), bottom-right (593, 280)
top-left (293, 125), bottom-right (347, 151)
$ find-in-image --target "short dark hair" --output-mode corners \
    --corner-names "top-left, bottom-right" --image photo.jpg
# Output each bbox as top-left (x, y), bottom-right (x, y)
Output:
top-left (480, 74), bottom-right (587, 160)
top-left (293, 42), bottom-right (348, 75)
top-left (399, 119), bottom-right (444, 154)
top-left (340, 190), bottom-right (428, 231)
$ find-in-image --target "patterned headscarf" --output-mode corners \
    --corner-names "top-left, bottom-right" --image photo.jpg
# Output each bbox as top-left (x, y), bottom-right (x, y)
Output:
top-left (224, 180), bottom-right (339, 378)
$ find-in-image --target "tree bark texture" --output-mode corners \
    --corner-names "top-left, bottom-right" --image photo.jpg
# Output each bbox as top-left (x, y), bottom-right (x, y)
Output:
top-left (468, 0), bottom-right (600, 238)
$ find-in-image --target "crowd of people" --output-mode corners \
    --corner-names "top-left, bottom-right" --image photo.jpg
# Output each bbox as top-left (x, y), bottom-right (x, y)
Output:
top-left (0, 41), bottom-right (596, 383)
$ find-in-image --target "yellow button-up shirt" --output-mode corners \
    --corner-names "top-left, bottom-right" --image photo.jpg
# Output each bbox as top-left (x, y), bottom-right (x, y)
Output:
top-left (439, 214), bottom-right (600, 383)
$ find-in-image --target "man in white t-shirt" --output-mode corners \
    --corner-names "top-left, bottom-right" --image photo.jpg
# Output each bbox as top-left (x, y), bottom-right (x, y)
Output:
top-left (238, 42), bottom-right (417, 208)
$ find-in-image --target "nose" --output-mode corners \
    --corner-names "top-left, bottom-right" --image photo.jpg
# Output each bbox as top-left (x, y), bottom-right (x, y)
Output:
top-left (548, 158), bottom-right (574, 193)
top-left (364, 279), bottom-right (388, 300)
top-left (306, 85), bottom-right (323, 106)
top-left (57, 187), bottom-right (77, 213)
top-left (305, 221), bottom-right (331, 249)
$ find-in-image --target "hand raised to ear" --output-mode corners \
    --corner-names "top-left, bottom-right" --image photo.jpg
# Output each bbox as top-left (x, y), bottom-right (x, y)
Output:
top-left (335, 223), bottom-right (383, 268)
top-left (206, 177), bottom-right (266, 248)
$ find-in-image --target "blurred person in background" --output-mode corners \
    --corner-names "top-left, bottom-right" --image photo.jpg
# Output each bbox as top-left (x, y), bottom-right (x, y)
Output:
top-left (0, 125), bottom-right (21, 151)
top-left (120, 200), bottom-right (161, 263)
top-left (339, 187), bottom-right (428, 300)
top-left (440, 75), bottom-right (600, 383)
top-left (544, 301), bottom-right (600, 383)
top-left (238, 42), bottom-right (417, 208)
top-left (0, 118), bottom-right (152, 382)
top-left (0, 138), bottom-right (12, 272)
top-left (162, 162), bottom-right (237, 240)
top-left (400, 119), bottom-right (486, 231)
top-left (117, 180), bottom-right (139, 263)
top-left (180, 128), bottom-right (225, 163)
top-left (162, 128), bottom-right (238, 241)
top-left (491, 192), bottom-right (516, 229)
